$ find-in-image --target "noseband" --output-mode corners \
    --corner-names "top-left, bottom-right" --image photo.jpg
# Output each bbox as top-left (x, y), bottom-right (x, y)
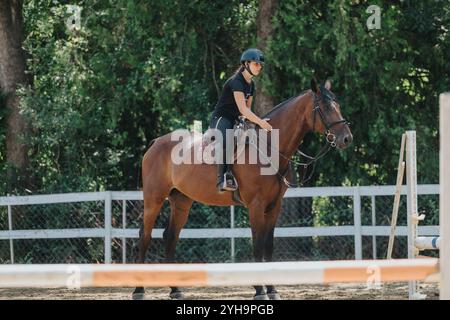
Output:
top-left (312, 93), bottom-right (348, 147)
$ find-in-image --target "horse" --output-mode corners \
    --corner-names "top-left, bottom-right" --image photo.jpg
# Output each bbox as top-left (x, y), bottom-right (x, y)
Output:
top-left (132, 78), bottom-right (353, 300)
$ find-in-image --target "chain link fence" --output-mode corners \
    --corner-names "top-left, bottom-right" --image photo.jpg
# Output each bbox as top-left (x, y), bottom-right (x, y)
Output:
top-left (360, 193), bottom-right (440, 260)
top-left (0, 186), bottom-right (440, 265)
top-left (0, 199), bottom-right (105, 264)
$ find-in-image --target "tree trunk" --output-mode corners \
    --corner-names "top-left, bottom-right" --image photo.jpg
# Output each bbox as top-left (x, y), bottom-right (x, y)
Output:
top-left (0, 0), bottom-right (31, 187)
top-left (254, 0), bottom-right (278, 116)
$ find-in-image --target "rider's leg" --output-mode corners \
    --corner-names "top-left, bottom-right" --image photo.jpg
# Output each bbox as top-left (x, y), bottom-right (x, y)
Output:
top-left (220, 118), bottom-right (237, 191)
top-left (209, 116), bottom-right (236, 191)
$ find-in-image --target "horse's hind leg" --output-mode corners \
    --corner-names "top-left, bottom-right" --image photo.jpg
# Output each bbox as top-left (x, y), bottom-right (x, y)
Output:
top-left (163, 189), bottom-right (193, 300)
top-left (131, 196), bottom-right (166, 300)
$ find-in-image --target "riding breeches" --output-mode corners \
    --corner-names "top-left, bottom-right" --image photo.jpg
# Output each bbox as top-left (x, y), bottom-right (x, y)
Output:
top-left (209, 115), bottom-right (235, 166)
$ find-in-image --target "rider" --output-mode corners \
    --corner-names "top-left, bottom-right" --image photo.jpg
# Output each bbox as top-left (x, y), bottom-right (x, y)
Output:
top-left (209, 48), bottom-right (272, 192)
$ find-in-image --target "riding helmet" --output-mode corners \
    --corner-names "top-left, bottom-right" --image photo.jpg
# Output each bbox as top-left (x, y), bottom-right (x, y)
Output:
top-left (240, 48), bottom-right (265, 65)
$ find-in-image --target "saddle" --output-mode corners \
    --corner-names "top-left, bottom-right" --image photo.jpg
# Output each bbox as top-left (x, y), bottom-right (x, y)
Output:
top-left (201, 116), bottom-right (256, 161)
top-left (234, 116), bottom-right (257, 146)
top-left (201, 117), bottom-right (256, 206)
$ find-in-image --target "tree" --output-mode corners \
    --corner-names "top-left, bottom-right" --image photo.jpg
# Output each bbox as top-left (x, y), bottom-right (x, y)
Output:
top-left (254, 0), bottom-right (278, 116)
top-left (0, 0), bottom-right (30, 189)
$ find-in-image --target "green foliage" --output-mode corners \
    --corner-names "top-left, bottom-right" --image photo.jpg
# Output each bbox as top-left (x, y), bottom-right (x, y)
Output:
top-left (1, 0), bottom-right (448, 199)
top-left (7, 0), bottom-right (259, 194)
top-left (268, 0), bottom-right (449, 186)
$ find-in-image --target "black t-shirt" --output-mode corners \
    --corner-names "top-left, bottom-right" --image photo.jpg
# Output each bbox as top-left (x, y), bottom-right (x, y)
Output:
top-left (212, 72), bottom-right (255, 121)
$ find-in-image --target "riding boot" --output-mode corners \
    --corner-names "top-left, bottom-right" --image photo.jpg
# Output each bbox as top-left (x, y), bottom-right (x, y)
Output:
top-left (216, 163), bottom-right (227, 192)
top-left (216, 163), bottom-right (237, 192)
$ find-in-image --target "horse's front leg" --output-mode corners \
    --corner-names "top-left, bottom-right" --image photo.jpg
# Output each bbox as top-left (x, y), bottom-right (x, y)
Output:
top-left (249, 202), bottom-right (269, 300)
top-left (263, 199), bottom-right (283, 300)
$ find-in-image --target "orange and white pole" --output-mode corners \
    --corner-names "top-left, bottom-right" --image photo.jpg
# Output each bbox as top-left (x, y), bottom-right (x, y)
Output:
top-left (0, 259), bottom-right (439, 288)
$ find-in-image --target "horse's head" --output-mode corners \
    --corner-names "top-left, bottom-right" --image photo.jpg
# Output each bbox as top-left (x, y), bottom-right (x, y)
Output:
top-left (310, 78), bottom-right (353, 149)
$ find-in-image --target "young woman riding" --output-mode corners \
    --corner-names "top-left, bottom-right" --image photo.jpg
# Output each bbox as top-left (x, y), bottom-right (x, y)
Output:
top-left (209, 48), bottom-right (272, 192)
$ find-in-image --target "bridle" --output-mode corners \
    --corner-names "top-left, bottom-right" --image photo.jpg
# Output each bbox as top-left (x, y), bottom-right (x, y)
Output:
top-left (280, 92), bottom-right (349, 187)
top-left (246, 92), bottom-right (349, 188)
top-left (312, 92), bottom-right (348, 148)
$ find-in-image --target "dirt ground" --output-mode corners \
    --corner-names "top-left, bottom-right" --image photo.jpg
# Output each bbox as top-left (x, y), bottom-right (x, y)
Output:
top-left (0, 283), bottom-right (439, 300)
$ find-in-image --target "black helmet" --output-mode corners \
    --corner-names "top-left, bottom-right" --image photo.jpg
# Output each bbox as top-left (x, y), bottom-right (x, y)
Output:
top-left (240, 48), bottom-right (265, 65)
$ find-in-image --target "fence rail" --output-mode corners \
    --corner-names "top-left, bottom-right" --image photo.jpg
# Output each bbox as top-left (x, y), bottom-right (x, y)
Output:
top-left (0, 185), bottom-right (440, 264)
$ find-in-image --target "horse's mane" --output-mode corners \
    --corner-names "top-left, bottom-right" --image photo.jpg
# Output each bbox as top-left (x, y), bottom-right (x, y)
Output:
top-left (262, 89), bottom-right (310, 118)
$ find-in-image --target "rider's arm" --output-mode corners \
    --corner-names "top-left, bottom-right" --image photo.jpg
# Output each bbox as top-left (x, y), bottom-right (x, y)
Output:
top-left (246, 96), bottom-right (253, 109)
top-left (233, 92), bottom-right (266, 127)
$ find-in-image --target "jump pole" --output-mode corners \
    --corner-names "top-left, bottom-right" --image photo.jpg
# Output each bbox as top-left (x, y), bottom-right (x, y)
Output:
top-left (387, 133), bottom-right (406, 259)
top-left (0, 259), bottom-right (439, 288)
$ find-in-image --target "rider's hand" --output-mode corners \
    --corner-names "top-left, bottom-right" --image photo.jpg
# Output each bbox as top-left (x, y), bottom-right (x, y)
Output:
top-left (259, 119), bottom-right (272, 132)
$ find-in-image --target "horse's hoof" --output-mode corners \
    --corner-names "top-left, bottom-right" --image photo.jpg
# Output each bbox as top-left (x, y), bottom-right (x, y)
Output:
top-left (169, 291), bottom-right (185, 300)
top-left (132, 292), bottom-right (145, 300)
top-left (268, 292), bottom-right (281, 300)
top-left (253, 294), bottom-right (269, 300)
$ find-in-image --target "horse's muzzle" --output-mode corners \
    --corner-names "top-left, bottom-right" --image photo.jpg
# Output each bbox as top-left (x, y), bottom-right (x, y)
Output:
top-left (339, 133), bottom-right (353, 149)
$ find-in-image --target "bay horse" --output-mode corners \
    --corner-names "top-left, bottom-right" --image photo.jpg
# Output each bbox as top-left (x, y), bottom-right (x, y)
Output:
top-left (132, 78), bottom-right (353, 300)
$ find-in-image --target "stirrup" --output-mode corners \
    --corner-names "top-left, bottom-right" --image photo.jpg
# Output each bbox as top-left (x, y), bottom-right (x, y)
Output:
top-left (217, 172), bottom-right (237, 192)
top-left (216, 175), bottom-right (226, 192)
top-left (223, 172), bottom-right (237, 191)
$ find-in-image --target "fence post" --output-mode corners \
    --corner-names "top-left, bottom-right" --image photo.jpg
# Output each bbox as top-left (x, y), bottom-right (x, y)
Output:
top-left (371, 195), bottom-right (377, 259)
top-left (440, 92), bottom-right (450, 299)
top-left (230, 205), bottom-right (235, 262)
top-left (104, 191), bottom-right (112, 263)
top-left (353, 187), bottom-right (362, 260)
top-left (7, 205), bottom-right (14, 264)
top-left (406, 131), bottom-right (420, 299)
top-left (122, 199), bottom-right (127, 263)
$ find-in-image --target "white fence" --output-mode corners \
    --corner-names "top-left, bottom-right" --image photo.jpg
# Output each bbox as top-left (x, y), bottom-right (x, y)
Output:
top-left (0, 185), bottom-right (440, 263)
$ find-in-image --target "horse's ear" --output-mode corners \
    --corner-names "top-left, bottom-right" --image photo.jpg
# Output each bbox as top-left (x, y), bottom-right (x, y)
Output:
top-left (311, 77), bottom-right (320, 94)
top-left (325, 79), bottom-right (332, 91)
